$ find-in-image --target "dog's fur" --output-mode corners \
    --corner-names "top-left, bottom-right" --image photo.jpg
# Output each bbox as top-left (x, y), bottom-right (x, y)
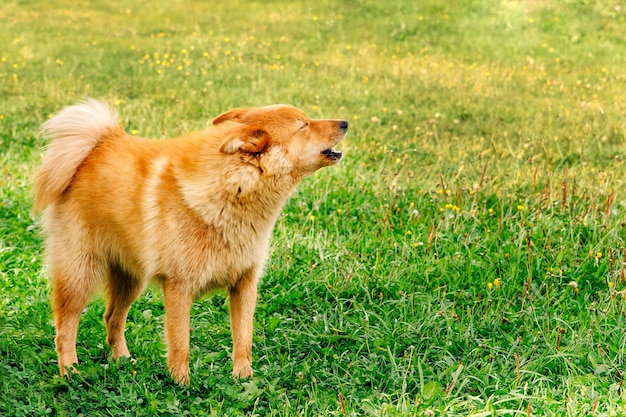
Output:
top-left (33, 99), bottom-right (347, 384)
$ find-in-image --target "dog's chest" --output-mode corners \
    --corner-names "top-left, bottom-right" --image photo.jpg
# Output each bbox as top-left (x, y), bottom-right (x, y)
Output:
top-left (193, 223), bottom-right (269, 288)
top-left (141, 209), bottom-right (272, 292)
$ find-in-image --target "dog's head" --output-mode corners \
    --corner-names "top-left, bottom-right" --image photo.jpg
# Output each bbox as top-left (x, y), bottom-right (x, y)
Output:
top-left (213, 105), bottom-right (347, 178)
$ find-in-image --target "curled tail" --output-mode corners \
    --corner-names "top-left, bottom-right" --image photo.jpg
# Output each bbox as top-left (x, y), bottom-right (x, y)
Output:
top-left (33, 99), bottom-right (122, 211)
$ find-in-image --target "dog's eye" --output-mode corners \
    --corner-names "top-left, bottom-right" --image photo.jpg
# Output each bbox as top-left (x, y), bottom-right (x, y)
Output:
top-left (298, 120), bottom-right (309, 130)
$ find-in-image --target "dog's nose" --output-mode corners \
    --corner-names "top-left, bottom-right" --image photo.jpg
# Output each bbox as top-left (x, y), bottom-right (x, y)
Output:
top-left (339, 120), bottom-right (348, 131)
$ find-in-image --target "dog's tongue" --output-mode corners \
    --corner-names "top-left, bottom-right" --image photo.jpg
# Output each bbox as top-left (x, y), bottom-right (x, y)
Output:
top-left (322, 148), bottom-right (343, 160)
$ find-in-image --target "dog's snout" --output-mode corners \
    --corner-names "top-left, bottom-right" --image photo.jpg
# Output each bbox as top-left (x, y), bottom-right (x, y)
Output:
top-left (339, 120), bottom-right (348, 132)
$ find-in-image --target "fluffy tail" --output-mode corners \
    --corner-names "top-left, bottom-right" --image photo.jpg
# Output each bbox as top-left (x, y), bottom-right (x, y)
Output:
top-left (33, 99), bottom-right (122, 212)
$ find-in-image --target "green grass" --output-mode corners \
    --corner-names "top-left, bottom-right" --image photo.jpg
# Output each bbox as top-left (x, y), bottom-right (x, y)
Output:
top-left (2, 0), bottom-right (626, 415)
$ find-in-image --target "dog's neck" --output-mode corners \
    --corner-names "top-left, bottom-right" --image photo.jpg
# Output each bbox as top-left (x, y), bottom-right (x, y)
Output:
top-left (174, 158), bottom-right (298, 234)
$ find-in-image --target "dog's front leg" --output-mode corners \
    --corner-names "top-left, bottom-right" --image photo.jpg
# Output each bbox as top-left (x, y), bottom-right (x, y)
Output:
top-left (163, 279), bottom-right (192, 385)
top-left (229, 268), bottom-right (259, 379)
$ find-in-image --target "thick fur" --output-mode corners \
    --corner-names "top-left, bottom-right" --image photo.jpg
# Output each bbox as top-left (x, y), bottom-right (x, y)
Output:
top-left (34, 99), bottom-right (347, 384)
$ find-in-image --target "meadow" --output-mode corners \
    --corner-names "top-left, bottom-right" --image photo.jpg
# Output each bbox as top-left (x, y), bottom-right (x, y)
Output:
top-left (1, 0), bottom-right (626, 415)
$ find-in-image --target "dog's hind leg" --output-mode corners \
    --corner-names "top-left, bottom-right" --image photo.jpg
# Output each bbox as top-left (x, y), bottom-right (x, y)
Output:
top-left (104, 264), bottom-right (144, 360)
top-left (51, 254), bottom-right (102, 376)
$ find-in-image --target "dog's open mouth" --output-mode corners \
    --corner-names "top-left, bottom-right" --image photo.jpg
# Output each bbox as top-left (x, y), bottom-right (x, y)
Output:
top-left (321, 148), bottom-right (343, 161)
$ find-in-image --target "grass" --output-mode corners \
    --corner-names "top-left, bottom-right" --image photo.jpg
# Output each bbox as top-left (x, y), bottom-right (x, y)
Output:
top-left (2, 0), bottom-right (626, 415)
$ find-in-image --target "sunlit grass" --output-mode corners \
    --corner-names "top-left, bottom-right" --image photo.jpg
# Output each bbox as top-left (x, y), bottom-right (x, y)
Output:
top-left (2, 0), bottom-right (626, 415)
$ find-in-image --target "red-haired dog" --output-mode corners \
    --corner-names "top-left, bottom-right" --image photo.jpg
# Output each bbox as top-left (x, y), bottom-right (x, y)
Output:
top-left (34, 100), bottom-right (347, 384)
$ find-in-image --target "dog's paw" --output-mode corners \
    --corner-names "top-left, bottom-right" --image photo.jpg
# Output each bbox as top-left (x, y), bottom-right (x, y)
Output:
top-left (59, 364), bottom-right (80, 376)
top-left (169, 368), bottom-right (190, 386)
top-left (232, 365), bottom-right (254, 380)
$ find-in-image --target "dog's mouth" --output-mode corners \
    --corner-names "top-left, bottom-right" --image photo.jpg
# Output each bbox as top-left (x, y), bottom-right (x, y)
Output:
top-left (321, 148), bottom-right (343, 161)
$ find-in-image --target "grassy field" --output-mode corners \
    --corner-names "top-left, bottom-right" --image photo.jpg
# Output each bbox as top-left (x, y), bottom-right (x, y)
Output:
top-left (2, 0), bottom-right (626, 415)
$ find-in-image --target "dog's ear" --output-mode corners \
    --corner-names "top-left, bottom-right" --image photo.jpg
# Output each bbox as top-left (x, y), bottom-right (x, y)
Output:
top-left (213, 108), bottom-right (249, 125)
top-left (219, 126), bottom-right (270, 155)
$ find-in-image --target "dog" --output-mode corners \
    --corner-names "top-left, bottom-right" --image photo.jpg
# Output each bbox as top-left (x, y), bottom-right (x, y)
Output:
top-left (33, 99), bottom-right (347, 384)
